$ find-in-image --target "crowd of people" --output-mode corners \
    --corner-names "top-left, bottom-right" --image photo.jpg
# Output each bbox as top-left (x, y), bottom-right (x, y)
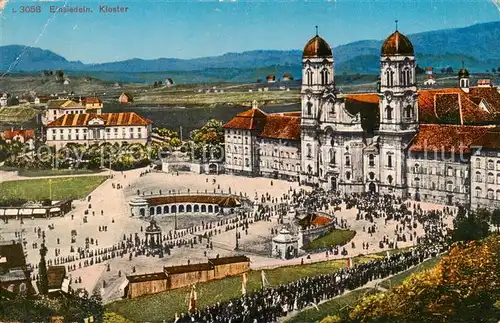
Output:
top-left (176, 243), bottom-right (447, 323)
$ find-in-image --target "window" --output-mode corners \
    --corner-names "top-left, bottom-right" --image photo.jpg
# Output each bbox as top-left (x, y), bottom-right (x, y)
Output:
top-left (447, 166), bottom-right (453, 176)
top-left (496, 161), bottom-right (500, 171)
top-left (497, 174), bottom-right (500, 185)
top-left (475, 187), bottom-right (482, 198)
top-left (414, 177), bottom-right (420, 188)
top-left (307, 101), bottom-right (313, 116)
top-left (369, 172), bottom-right (375, 180)
top-left (321, 69), bottom-right (329, 85)
top-left (345, 155), bottom-right (351, 167)
top-left (487, 159), bottom-right (494, 170)
top-left (488, 172), bottom-right (494, 183)
top-left (129, 128), bottom-right (133, 132)
top-left (497, 190), bottom-right (500, 200)
top-left (476, 171), bottom-right (482, 182)
top-left (487, 189), bottom-right (494, 199)
top-left (307, 165), bottom-right (312, 174)
top-left (329, 149), bottom-right (336, 164)
top-left (404, 105), bottom-right (413, 119)
top-left (446, 181), bottom-right (453, 192)
top-left (245, 158), bottom-right (249, 167)
top-left (245, 147), bottom-right (249, 155)
top-left (385, 69), bottom-right (394, 87)
top-left (368, 154), bottom-right (375, 167)
top-left (245, 137), bottom-right (248, 145)
top-left (346, 171), bottom-right (351, 180)
top-left (306, 69), bottom-right (313, 85)
top-left (414, 163), bottom-right (420, 173)
top-left (387, 154), bottom-right (393, 168)
top-left (401, 68), bottom-right (411, 86)
top-left (475, 158), bottom-right (481, 168)
top-left (385, 106), bottom-right (393, 120)
top-left (306, 144), bottom-right (312, 158)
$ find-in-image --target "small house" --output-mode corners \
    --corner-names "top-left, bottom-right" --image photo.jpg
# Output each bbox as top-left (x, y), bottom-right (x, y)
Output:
top-left (266, 75), bottom-right (276, 83)
top-left (119, 92), bottom-right (133, 104)
top-left (282, 73), bottom-right (294, 81)
top-left (165, 78), bottom-right (175, 87)
top-left (83, 96), bottom-right (103, 112)
top-left (477, 79), bottom-right (492, 87)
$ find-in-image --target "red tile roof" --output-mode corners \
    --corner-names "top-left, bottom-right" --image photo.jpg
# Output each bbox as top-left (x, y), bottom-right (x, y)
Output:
top-left (223, 108), bottom-right (267, 130)
top-left (260, 114), bottom-right (301, 140)
top-left (311, 215), bottom-right (332, 227)
top-left (83, 97), bottom-right (102, 105)
top-left (46, 112), bottom-right (152, 128)
top-left (146, 195), bottom-right (241, 207)
top-left (344, 93), bottom-right (379, 104)
top-left (417, 88), bottom-right (498, 125)
top-left (471, 127), bottom-right (500, 150)
top-left (409, 124), bottom-right (491, 153)
top-left (2, 129), bottom-right (35, 140)
top-left (224, 108), bottom-right (301, 141)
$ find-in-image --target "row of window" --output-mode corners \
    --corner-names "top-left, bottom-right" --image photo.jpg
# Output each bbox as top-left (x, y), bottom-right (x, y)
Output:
top-left (305, 68), bottom-right (330, 86)
top-left (51, 127), bottom-right (143, 134)
top-left (475, 158), bottom-right (500, 170)
top-left (51, 132), bottom-right (142, 141)
top-left (384, 105), bottom-right (414, 120)
top-left (475, 188), bottom-right (500, 200)
top-left (383, 68), bottom-right (413, 87)
top-left (474, 171), bottom-right (500, 184)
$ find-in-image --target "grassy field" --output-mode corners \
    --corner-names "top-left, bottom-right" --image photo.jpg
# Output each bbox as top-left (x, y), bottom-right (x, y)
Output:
top-left (105, 255), bottom-right (380, 322)
top-left (0, 176), bottom-right (107, 200)
top-left (287, 288), bottom-right (375, 323)
top-left (378, 255), bottom-right (443, 290)
top-left (17, 168), bottom-right (105, 177)
top-left (303, 229), bottom-right (356, 251)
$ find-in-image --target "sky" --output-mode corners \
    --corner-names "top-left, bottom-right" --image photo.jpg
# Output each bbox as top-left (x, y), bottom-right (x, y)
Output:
top-left (1, 0), bottom-right (499, 63)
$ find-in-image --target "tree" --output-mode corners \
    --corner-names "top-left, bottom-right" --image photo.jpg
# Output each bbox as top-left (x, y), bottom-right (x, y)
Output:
top-left (415, 65), bottom-right (425, 75)
top-left (492, 68), bottom-right (497, 73)
top-left (446, 67), bottom-right (454, 74)
top-left (440, 68), bottom-right (446, 74)
top-left (348, 236), bottom-right (500, 323)
top-left (491, 209), bottom-right (500, 233)
top-left (452, 207), bottom-right (490, 242)
top-left (55, 70), bottom-right (65, 82)
top-left (37, 240), bottom-right (49, 294)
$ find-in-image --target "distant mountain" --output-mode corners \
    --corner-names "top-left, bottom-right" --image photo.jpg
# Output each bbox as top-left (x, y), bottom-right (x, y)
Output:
top-left (1, 21), bottom-right (499, 79)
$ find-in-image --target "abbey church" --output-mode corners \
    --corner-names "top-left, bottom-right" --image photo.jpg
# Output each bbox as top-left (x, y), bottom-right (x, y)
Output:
top-left (223, 27), bottom-right (500, 210)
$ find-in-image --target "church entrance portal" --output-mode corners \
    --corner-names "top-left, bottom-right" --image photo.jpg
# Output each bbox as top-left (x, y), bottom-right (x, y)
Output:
top-left (330, 177), bottom-right (337, 191)
top-left (208, 163), bottom-right (218, 174)
top-left (368, 182), bottom-right (377, 194)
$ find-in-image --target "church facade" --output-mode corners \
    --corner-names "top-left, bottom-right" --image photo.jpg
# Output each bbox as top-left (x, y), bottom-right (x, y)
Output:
top-left (223, 28), bottom-right (500, 210)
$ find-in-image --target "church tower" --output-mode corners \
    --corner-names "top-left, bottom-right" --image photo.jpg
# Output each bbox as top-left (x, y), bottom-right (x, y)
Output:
top-left (300, 27), bottom-right (334, 185)
top-left (458, 64), bottom-right (470, 93)
top-left (377, 23), bottom-right (418, 196)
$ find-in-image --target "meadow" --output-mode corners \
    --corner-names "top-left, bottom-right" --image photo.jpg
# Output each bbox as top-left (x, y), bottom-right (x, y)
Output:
top-left (0, 176), bottom-right (107, 200)
top-left (105, 254), bottom-right (382, 322)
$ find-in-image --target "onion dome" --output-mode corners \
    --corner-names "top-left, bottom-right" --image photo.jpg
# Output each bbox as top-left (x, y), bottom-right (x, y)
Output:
top-left (458, 68), bottom-right (469, 78)
top-left (381, 31), bottom-right (414, 56)
top-left (303, 35), bottom-right (332, 58)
